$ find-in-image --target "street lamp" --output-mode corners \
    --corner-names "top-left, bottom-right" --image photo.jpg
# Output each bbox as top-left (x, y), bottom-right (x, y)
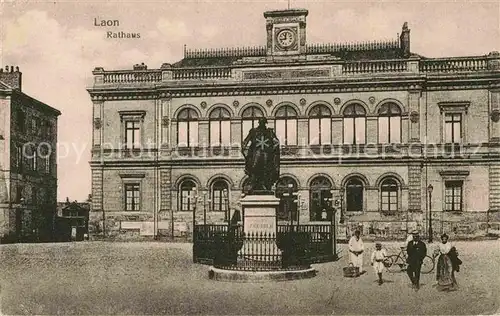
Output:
top-left (427, 184), bottom-right (434, 243)
top-left (282, 183), bottom-right (295, 227)
top-left (339, 187), bottom-right (345, 224)
top-left (223, 189), bottom-right (229, 222)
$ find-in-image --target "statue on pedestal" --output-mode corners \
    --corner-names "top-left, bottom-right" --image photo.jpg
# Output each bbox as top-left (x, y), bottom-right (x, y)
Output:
top-left (241, 118), bottom-right (280, 194)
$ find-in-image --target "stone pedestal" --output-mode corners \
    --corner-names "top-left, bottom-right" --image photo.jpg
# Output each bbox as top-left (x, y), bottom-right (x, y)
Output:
top-left (239, 194), bottom-right (281, 261)
top-left (240, 194), bottom-right (280, 235)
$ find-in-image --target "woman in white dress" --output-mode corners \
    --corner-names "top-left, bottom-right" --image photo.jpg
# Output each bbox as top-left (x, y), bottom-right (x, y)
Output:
top-left (435, 233), bottom-right (459, 291)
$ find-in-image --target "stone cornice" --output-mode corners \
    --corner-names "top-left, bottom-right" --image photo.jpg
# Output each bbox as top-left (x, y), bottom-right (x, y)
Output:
top-left (87, 74), bottom-right (500, 100)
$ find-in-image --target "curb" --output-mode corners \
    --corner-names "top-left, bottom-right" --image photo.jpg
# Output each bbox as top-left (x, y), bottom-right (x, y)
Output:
top-left (208, 266), bottom-right (317, 282)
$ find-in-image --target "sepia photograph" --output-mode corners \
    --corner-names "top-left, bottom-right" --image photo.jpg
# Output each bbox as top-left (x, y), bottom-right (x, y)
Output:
top-left (0, 0), bottom-right (499, 314)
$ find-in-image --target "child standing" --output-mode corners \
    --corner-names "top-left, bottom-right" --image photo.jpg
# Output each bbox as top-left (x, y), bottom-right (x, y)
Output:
top-left (371, 242), bottom-right (387, 285)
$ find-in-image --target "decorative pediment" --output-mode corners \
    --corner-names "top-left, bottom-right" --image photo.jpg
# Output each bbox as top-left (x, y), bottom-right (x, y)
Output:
top-left (119, 173), bottom-right (146, 179)
top-left (437, 101), bottom-right (470, 114)
top-left (439, 170), bottom-right (470, 181)
top-left (118, 110), bottom-right (146, 122)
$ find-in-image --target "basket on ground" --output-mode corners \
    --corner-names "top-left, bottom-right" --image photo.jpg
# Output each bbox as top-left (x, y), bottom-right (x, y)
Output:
top-left (343, 263), bottom-right (360, 277)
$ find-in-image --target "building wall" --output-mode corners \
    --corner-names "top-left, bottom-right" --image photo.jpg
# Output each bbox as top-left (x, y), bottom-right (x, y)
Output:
top-left (0, 91), bottom-right (59, 242)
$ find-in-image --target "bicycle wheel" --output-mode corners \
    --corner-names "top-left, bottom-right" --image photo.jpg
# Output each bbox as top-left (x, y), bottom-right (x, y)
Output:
top-left (421, 255), bottom-right (435, 274)
top-left (385, 255), bottom-right (404, 273)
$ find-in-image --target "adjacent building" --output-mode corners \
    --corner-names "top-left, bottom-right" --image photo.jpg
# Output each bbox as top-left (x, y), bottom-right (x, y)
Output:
top-left (87, 9), bottom-right (500, 240)
top-left (0, 66), bottom-right (61, 242)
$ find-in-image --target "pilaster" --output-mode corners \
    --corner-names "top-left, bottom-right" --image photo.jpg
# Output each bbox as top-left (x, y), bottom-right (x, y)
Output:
top-left (160, 169), bottom-right (173, 216)
top-left (408, 162), bottom-right (422, 212)
top-left (489, 89), bottom-right (500, 143)
top-left (408, 89), bottom-right (421, 142)
top-left (489, 164), bottom-right (500, 212)
top-left (91, 168), bottom-right (103, 211)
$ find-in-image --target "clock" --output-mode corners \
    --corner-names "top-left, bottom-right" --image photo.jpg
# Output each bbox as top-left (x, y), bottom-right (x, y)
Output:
top-left (276, 29), bottom-right (296, 49)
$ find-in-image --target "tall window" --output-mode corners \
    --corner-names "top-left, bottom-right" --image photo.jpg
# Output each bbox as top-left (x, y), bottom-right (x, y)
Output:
top-left (309, 105), bottom-right (332, 145)
top-left (444, 180), bottom-right (463, 212)
top-left (378, 103), bottom-right (402, 143)
top-left (179, 179), bottom-right (197, 212)
top-left (343, 104), bottom-right (366, 144)
top-left (209, 107), bottom-right (231, 146)
top-left (177, 108), bottom-right (199, 147)
top-left (125, 183), bottom-right (140, 211)
top-left (275, 105), bottom-right (298, 146)
top-left (12, 144), bottom-right (22, 171)
top-left (275, 177), bottom-right (298, 221)
top-left (241, 106), bottom-right (264, 140)
top-left (125, 121), bottom-right (141, 149)
top-left (309, 176), bottom-right (333, 221)
top-left (32, 150), bottom-right (37, 171)
top-left (16, 110), bottom-right (25, 133)
top-left (380, 178), bottom-right (399, 214)
top-left (444, 113), bottom-right (462, 143)
top-left (212, 179), bottom-right (229, 212)
top-left (345, 177), bottom-right (364, 212)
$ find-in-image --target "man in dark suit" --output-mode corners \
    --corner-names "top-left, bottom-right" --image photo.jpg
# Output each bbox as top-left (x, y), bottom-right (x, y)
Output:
top-left (406, 231), bottom-right (427, 290)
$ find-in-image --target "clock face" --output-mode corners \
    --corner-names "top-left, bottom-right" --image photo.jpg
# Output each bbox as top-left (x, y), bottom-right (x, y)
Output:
top-left (276, 29), bottom-right (296, 49)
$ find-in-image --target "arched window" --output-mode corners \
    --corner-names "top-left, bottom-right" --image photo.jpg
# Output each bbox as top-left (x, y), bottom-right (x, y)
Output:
top-left (378, 103), bottom-right (402, 143)
top-left (275, 176), bottom-right (298, 221)
top-left (177, 108), bottom-right (199, 147)
top-left (179, 179), bottom-right (197, 212)
top-left (209, 107), bottom-right (231, 146)
top-left (343, 104), bottom-right (366, 144)
top-left (275, 105), bottom-right (298, 146)
top-left (380, 178), bottom-right (399, 215)
top-left (241, 106), bottom-right (264, 140)
top-left (309, 176), bottom-right (333, 221)
top-left (211, 179), bottom-right (229, 212)
top-left (345, 177), bottom-right (364, 212)
top-left (309, 105), bottom-right (332, 145)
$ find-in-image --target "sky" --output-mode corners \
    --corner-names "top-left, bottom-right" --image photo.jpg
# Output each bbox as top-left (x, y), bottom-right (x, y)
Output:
top-left (1, 0), bottom-right (499, 202)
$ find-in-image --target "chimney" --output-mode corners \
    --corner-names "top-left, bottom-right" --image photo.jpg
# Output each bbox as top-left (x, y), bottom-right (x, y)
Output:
top-left (66, 197), bottom-right (70, 204)
top-left (0, 65), bottom-right (22, 91)
top-left (400, 22), bottom-right (410, 58)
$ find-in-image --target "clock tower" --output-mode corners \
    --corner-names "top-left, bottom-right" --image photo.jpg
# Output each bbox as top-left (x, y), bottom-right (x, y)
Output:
top-left (264, 9), bottom-right (308, 56)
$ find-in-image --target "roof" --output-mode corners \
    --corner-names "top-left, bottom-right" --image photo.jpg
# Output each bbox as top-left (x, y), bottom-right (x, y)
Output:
top-left (13, 90), bottom-right (61, 116)
top-left (173, 44), bottom-right (407, 68)
top-left (0, 80), bottom-right (11, 90)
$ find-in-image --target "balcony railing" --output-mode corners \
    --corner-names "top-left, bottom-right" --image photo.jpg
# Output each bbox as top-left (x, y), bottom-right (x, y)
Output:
top-left (102, 70), bottom-right (162, 83)
top-left (343, 60), bottom-right (408, 74)
top-left (93, 55), bottom-right (498, 85)
top-left (420, 57), bottom-right (488, 73)
top-left (172, 67), bottom-right (232, 80)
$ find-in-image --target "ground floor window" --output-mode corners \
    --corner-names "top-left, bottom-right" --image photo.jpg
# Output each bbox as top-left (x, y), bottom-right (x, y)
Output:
top-left (444, 180), bottom-right (463, 212)
top-left (276, 177), bottom-right (298, 221)
top-left (345, 178), bottom-right (363, 212)
top-left (380, 178), bottom-right (399, 215)
top-left (309, 176), bottom-right (333, 221)
top-left (179, 180), bottom-right (197, 212)
top-left (124, 183), bottom-right (140, 211)
top-left (212, 179), bottom-right (229, 212)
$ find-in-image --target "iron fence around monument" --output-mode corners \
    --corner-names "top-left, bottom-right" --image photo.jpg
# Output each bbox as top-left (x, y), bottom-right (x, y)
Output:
top-left (193, 223), bottom-right (337, 270)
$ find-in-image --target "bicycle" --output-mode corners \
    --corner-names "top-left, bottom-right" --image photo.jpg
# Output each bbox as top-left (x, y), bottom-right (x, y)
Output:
top-left (382, 246), bottom-right (435, 274)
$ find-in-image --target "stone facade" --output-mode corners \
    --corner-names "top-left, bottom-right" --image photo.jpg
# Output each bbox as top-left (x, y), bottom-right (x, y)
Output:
top-left (0, 66), bottom-right (61, 242)
top-left (87, 9), bottom-right (500, 241)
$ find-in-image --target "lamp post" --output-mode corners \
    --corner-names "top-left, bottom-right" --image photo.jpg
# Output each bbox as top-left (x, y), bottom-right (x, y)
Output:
top-left (282, 183), bottom-right (295, 227)
top-left (293, 193), bottom-right (301, 227)
top-left (223, 189), bottom-right (229, 223)
top-left (339, 187), bottom-right (345, 224)
top-left (203, 192), bottom-right (208, 226)
top-left (427, 184), bottom-right (434, 243)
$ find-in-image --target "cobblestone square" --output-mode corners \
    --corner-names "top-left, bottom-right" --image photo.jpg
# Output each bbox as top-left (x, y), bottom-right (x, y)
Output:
top-left (1, 241), bottom-right (498, 315)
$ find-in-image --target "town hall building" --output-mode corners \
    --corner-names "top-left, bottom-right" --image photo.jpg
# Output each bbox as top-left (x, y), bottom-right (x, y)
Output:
top-left (87, 9), bottom-right (500, 240)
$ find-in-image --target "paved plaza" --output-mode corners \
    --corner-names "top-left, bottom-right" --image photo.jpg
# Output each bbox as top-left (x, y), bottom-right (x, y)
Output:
top-left (1, 241), bottom-right (499, 315)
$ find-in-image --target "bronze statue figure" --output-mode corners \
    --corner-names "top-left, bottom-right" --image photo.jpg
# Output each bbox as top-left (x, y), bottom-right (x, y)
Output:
top-left (241, 118), bottom-right (280, 194)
